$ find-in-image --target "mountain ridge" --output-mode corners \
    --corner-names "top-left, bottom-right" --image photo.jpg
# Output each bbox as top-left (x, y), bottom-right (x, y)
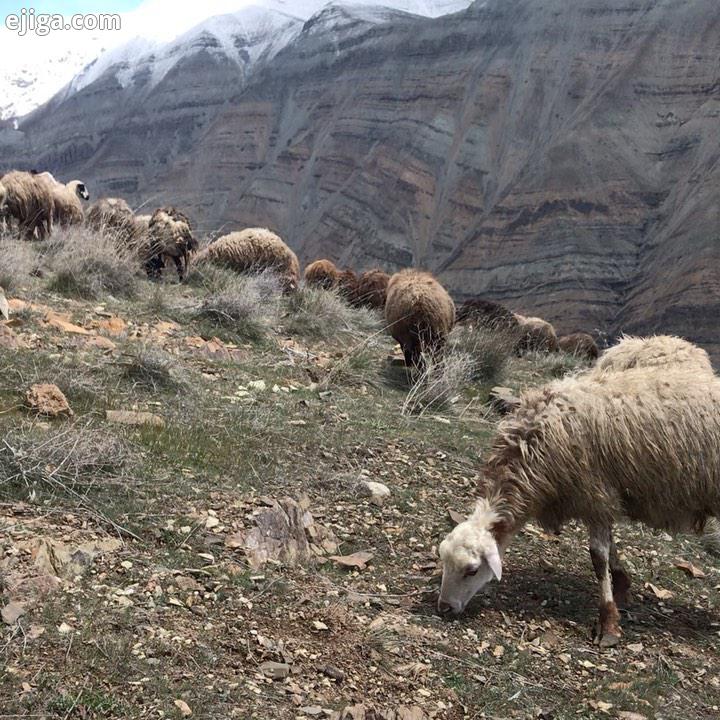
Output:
top-left (1, 0), bottom-right (718, 358)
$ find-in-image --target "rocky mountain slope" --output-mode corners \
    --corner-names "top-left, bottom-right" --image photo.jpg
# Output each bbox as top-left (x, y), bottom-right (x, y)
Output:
top-left (2, 0), bottom-right (719, 357)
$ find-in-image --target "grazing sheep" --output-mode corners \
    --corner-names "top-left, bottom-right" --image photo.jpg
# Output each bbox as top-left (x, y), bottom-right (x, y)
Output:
top-left (46, 179), bottom-right (89, 229)
top-left (438, 366), bottom-right (720, 646)
top-left (456, 298), bottom-right (520, 332)
top-left (142, 207), bottom-right (197, 280)
top-left (385, 269), bottom-right (455, 368)
top-left (304, 259), bottom-right (339, 290)
top-left (195, 228), bottom-right (299, 292)
top-left (356, 269), bottom-right (390, 309)
top-left (86, 197), bottom-right (137, 240)
top-left (515, 314), bottom-right (559, 353)
top-left (558, 332), bottom-right (599, 360)
top-left (337, 268), bottom-right (359, 304)
top-left (593, 334), bottom-right (713, 376)
top-left (0, 171), bottom-right (53, 240)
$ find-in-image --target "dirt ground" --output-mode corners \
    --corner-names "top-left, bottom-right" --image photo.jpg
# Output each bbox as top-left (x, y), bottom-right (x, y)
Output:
top-left (0, 269), bottom-right (718, 720)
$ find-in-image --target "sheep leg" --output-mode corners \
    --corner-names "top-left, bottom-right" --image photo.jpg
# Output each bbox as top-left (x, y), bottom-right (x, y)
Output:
top-left (588, 525), bottom-right (622, 647)
top-left (171, 254), bottom-right (185, 281)
top-left (609, 537), bottom-right (631, 607)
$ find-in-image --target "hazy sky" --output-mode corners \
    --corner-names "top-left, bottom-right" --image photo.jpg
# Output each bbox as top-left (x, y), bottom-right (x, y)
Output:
top-left (0, 1), bottom-right (144, 14)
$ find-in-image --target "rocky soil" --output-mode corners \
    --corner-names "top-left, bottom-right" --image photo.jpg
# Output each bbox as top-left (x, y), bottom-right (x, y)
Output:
top-left (1, 234), bottom-right (719, 718)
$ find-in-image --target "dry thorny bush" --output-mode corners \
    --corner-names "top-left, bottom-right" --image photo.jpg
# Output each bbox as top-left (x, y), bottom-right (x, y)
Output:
top-left (402, 325), bottom-right (518, 415)
top-left (0, 423), bottom-right (135, 497)
top-left (194, 270), bottom-right (283, 342)
top-left (44, 225), bottom-right (140, 300)
top-left (284, 285), bottom-right (382, 341)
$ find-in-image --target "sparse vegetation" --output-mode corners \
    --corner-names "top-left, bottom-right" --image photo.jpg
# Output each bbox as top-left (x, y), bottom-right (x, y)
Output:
top-left (0, 234), bottom-right (42, 291)
top-left (119, 344), bottom-right (184, 391)
top-left (0, 227), bottom-right (718, 720)
top-left (194, 271), bottom-right (282, 342)
top-left (45, 225), bottom-right (139, 299)
top-left (283, 285), bottom-right (382, 340)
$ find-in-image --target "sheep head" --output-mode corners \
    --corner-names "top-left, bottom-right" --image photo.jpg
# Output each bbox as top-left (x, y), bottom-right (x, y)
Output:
top-left (437, 499), bottom-right (507, 614)
top-left (68, 180), bottom-right (90, 201)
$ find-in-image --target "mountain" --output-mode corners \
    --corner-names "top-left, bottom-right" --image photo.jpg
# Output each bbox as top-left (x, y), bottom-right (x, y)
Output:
top-left (2, 0), bottom-right (719, 359)
top-left (0, 32), bottom-right (111, 121)
top-left (0, 0), bottom-right (473, 121)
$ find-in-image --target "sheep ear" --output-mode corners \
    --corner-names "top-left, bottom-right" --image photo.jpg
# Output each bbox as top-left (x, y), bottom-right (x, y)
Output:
top-left (485, 540), bottom-right (502, 581)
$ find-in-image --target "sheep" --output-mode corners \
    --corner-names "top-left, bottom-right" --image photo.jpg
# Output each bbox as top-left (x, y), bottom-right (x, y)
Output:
top-left (558, 332), bottom-right (599, 360)
top-left (0, 171), bottom-right (53, 240)
top-left (85, 197), bottom-right (137, 241)
top-left (356, 269), bottom-right (390, 309)
top-left (194, 228), bottom-right (300, 292)
top-left (514, 314), bottom-right (559, 353)
top-left (384, 269), bottom-right (455, 368)
top-left (456, 298), bottom-right (520, 332)
top-left (46, 179), bottom-right (89, 229)
top-left (142, 207), bottom-right (197, 280)
top-left (437, 365), bottom-right (720, 646)
top-left (593, 334), bottom-right (713, 376)
top-left (337, 268), bottom-right (359, 304)
top-left (304, 259), bottom-right (339, 290)
top-left (0, 180), bottom-right (8, 232)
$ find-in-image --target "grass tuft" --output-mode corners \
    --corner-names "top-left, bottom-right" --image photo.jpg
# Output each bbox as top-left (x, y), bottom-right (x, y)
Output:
top-left (283, 286), bottom-right (381, 340)
top-left (447, 324), bottom-right (517, 385)
top-left (194, 272), bottom-right (282, 342)
top-left (120, 344), bottom-right (184, 392)
top-left (45, 225), bottom-right (139, 300)
top-left (0, 234), bottom-right (43, 291)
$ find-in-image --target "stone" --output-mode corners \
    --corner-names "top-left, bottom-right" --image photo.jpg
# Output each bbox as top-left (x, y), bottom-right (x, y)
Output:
top-left (1, 602), bottom-right (25, 625)
top-left (260, 661), bottom-right (291, 680)
top-left (0, 325), bottom-right (25, 349)
top-left (356, 481), bottom-right (391, 506)
top-left (25, 384), bottom-right (73, 418)
top-left (106, 410), bottom-right (165, 428)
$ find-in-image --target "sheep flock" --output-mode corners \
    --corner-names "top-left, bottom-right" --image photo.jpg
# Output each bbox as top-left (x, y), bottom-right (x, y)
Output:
top-left (2, 166), bottom-right (719, 652)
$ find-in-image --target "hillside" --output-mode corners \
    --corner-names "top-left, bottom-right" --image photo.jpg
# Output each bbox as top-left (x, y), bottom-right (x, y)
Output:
top-left (1, 227), bottom-right (719, 718)
top-left (1, 0), bottom-right (719, 357)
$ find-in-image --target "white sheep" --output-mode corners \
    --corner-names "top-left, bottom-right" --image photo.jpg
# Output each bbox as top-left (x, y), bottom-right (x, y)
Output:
top-left (438, 365), bottom-right (720, 646)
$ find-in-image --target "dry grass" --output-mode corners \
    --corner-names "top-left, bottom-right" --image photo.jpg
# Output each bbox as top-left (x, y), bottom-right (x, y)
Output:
top-left (447, 324), bottom-right (518, 384)
top-left (45, 225), bottom-right (140, 300)
top-left (0, 234), bottom-right (43, 291)
top-left (400, 326), bottom-right (517, 415)
top-left (0, 423), bottom-right (135, 501)
top-left (283, 286), bottom-right (382, 340)
top-left (119, 344), bottom-right (184, 392)
top-left (194, 271), bottom-right (282, 342)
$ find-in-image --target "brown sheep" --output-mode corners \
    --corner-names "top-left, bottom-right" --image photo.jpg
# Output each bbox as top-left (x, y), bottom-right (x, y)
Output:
top-left (304, 259), bottom-right (339, 290)
top-left (86, 198), bottom-right (137, 241)
top-left (514, 314), bottom-right (559, 353)
top-left (337, 268), bottom-right (359, 304)
top-left (558, 332), bottom-right (599, 360)
top-left (0, 171), bottom-right (53, 240)
top-left (438, 365), bottom-right (720, 646)
top-left (385, 269), bottom-right (455, 368)
top-left (143, 207), bottom-right (197, 280)
top-left (195, 228), bottom-right (300, 292)
top-left (356, 269), bottom-right (390, 309)
top-left (456, 298), bottom-right (520, 332)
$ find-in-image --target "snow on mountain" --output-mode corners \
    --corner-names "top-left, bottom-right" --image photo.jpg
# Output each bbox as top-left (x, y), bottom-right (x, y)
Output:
top-left (1, 0), bottom-right (475, 121)
top-left (0, 29), bottom-right (112, 121)
top-left (69, 7), bottom-right (303, 96)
